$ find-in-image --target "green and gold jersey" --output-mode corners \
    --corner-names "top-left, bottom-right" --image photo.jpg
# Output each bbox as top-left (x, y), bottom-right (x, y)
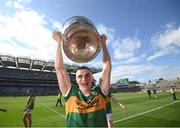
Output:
top-left (64, 85), bottom-right (108, 127)
top-left (26, 95), bottom-right (35, 110)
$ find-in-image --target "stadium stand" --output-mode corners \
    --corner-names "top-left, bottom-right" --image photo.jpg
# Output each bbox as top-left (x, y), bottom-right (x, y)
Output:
top-left (0, 54), bottom-right (101, 96)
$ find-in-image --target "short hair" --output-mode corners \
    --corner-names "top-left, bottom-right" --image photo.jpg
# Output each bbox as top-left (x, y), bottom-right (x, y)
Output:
top-left (27, 89), bottom-right (33, 93)
top-left (76, 66), bottom-right (92, 73)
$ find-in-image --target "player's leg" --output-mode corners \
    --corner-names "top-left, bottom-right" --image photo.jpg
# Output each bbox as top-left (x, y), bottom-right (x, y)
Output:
top-left (56, 99), bottom-right (59, 107)
top-left (23, 113), bottom-right (28, 128)
top-left (60, 98), bottom-right (62, 106)
top-left (27, 113), bottom-right (32, 128)
top-left (173, 93), bottom-right (176, 100)
top-left (25, 109), bottom-right (32, 127)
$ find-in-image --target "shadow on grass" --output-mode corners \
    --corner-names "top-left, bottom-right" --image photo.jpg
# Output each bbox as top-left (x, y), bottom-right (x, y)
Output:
top-left (0, 108), bottom-right (7, 112)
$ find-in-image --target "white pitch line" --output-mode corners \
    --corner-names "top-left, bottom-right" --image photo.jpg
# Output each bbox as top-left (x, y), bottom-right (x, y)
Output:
top-left (39, 102), bottom-right (66, 118)
top-left (113, 100), bottom-right (180, 124)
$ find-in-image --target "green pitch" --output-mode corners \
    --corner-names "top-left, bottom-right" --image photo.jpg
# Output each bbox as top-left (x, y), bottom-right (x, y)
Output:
top-left (0, 92), bottom-right (180, 127)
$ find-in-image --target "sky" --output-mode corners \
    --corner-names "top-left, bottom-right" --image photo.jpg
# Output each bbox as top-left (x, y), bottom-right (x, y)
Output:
top-left (0, 0), bottom-right (180, 84)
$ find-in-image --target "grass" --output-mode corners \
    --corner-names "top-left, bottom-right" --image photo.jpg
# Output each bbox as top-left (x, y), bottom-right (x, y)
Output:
top-left (0, 91), bottom-right (180, 127)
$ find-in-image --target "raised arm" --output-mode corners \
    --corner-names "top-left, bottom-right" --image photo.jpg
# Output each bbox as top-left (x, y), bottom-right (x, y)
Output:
top-left (99, 34), bottom-right (112, 95)
top-left (53, 32), bottom-right (71, 96)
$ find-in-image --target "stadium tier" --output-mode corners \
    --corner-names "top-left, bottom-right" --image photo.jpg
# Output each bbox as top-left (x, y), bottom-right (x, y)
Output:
top-left (0, 54), bottom-right (101, 96)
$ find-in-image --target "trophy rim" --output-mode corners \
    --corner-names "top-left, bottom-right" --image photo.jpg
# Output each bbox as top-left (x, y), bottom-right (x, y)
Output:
top-left (62, 16), bottom-right (98, 34)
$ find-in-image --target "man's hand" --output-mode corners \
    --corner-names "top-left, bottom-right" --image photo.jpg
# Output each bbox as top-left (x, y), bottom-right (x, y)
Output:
top-left (100, 34), bottom-right (107, 45)
top-left (53, 32), bottom-right (62, 43)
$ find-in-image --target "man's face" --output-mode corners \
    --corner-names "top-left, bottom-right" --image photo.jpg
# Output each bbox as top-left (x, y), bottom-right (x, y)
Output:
top-left (76, 69), bottom-right (94, 92)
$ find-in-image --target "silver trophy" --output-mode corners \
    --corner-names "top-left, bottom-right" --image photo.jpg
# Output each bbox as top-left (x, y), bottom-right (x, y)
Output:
top-left (62, 16), bottom-right (101, 63)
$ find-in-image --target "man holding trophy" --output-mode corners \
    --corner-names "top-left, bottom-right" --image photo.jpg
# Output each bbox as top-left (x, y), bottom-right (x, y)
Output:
top-left (53, 16), bottom-right (112, 127)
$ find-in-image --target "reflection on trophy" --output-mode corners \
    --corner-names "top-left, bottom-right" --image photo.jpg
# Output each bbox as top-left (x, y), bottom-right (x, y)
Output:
top-left (62, 16), bottom-right (101, 63)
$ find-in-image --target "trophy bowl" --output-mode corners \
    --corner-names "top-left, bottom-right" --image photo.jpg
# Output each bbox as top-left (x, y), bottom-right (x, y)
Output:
top-left (62, 16), bottom-right (101, 63)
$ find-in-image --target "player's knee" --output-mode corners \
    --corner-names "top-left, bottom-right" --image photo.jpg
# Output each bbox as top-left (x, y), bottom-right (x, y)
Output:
top-left (23, 117), bottom-right (26, 122)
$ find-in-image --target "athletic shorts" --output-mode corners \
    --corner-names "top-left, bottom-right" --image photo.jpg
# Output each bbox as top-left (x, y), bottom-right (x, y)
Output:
top-left (106, 113), bottom-right (113, 122)
top-left (25, 109), bottom-right (33, 114)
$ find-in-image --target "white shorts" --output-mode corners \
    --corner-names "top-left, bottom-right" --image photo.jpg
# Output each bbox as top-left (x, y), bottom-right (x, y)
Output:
top-left (106, 113), bottom-right (113, 122)
top-left (25, 109), bottom-right (32, 114)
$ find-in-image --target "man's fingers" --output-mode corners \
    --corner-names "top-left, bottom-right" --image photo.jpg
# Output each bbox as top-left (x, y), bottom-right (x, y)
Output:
top-left (101, 34), bottom-right (107, 44)
top-left (53, 31), bottom-right (62, 42)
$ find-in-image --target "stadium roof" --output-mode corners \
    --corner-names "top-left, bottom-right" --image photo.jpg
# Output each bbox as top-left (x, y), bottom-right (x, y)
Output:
top-left (0, 54), bottom-right (101, 74)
